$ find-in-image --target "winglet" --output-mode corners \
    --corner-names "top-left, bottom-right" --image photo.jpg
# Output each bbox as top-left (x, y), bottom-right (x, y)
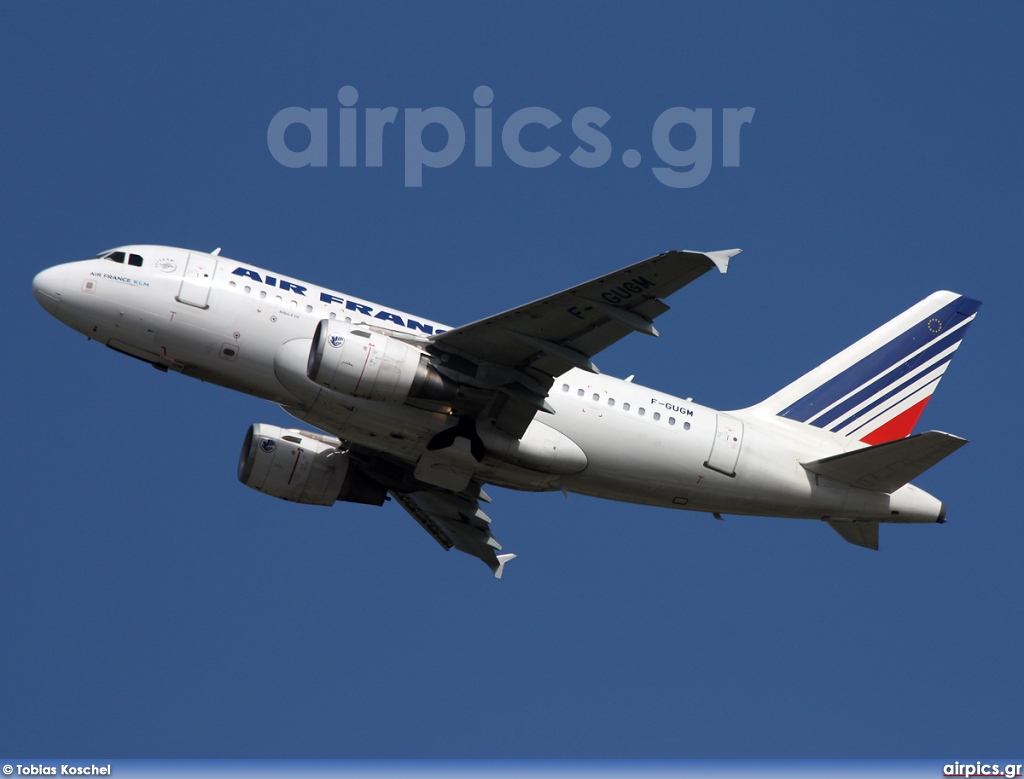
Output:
top-left (703, 248), bottom-right (741, 274)
top-left (493, 553), bottom-right (516, 579)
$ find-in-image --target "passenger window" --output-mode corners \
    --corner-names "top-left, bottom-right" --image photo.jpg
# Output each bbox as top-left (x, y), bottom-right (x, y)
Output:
top-left (608, 398), bottom-right (615, 407)
top-left (669, 417), bottom-right (676, 426)
top-left (623, 402), bottom-right (630, 411)
top-left (653, 412), bottom-right (661, 421)
top-left (592, 393), bottom-right (600, 402)
top-left (638, 408), bottom-right (646, 417)
top-left (562, 384), bottom-right (569, 392)
top-left (128, 253), bottom-right (143, 267)
top-left (577, 389), bottom-right (584, 397)
top-left (683, 421), bottom-right (691, 430)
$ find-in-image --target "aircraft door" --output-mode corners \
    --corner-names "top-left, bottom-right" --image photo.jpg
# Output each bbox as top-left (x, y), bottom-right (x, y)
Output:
top-left (704, 414), bottom-right (743, 477)
top-left (176, 253), bottom-right (216, 309)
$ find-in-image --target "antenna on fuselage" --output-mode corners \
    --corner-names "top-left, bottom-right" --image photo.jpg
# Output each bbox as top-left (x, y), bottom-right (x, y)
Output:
top-left (211, 247), bottom-right (222, 256)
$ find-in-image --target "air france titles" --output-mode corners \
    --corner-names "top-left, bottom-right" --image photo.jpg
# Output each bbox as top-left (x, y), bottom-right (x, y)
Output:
top-left (89, 271), bottom-right (150, 288)
top-left (230, 267), bottom-right (443, 334)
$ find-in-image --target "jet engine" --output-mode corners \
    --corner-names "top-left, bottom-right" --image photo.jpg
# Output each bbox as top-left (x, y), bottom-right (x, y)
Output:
top-left (306, 320), bottom-right (455, 403)
top-left (238, 423), bottom-right (386, 506)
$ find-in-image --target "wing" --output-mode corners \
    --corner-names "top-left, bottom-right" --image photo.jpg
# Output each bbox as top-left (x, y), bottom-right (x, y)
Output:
top-left (391, 487), bottom-right (516, 577)
top-left (296, 436), bottom-right (515, 577)
top-left (429, 249), bottom-right (739, 437)
top-left (288, 249), bottom-right (740, 576)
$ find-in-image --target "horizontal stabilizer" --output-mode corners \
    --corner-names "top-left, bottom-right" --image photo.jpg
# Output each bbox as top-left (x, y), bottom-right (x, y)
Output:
top-left (826, 520), bottom-right (879, 550)
top-left (803, 431), bottom-right (967, 493)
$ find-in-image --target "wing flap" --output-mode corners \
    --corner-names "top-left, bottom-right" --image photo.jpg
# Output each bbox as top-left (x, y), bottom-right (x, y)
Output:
top-left (391, 488), bottom-right (515, 577)
top-left (826, 519), bottom-right (879, 550)
top-left (802, 431), bottom-right (967, 493)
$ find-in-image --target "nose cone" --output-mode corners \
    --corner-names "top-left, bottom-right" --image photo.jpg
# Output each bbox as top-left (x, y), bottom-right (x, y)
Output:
top-left (32, 264), bottom-right (68, 317)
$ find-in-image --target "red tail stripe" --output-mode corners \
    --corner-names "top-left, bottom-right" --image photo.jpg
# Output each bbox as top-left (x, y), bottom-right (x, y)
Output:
top-left (860, 396), bottom-right (932, 445)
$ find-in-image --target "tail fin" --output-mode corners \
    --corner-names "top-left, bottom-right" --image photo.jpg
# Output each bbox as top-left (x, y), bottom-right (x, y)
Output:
top-left (752, 291), bottom-right (981, 444)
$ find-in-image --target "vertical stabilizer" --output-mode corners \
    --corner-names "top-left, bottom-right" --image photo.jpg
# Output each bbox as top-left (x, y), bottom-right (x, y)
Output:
top-left (751, 292), bottom-right (981, 444)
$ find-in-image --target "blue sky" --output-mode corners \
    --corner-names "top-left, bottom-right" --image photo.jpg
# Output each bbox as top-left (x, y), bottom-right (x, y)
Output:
top-left (2, 1), bottom-right (1022, 758)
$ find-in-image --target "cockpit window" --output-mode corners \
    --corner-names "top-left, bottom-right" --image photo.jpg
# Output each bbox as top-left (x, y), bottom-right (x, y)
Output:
top-left (91, 250), bottom-right (143, 266)
top-left (90, 249), bottom-right (144, 266)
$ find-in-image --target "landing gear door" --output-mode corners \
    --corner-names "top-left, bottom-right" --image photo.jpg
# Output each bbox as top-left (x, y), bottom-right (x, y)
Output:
top-left (176, 253), bottom-right (216, 309)
top-left (704, 414), bottom-right (743, 477)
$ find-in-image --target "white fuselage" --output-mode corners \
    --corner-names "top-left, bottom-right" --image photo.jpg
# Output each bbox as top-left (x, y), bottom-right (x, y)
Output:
top-left (32, 245), bottom-right (945, 527)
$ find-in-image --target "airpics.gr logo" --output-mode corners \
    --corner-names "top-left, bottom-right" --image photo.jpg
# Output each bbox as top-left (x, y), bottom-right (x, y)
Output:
top-left (328, 334), bottom-right (346, 348)
top-left (267, 86), bottom-right (754, 188)
top-left (259, 439), bottom-right (276, 454)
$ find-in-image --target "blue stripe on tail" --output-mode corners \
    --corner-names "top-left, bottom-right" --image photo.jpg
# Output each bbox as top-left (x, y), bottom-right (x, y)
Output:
top-left (777, 295), bottom-right (981, 424)
top-left (812, 339), bottom-right (958, 431)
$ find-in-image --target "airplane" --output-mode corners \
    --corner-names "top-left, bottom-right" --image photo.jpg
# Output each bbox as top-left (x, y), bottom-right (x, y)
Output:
top-left (31, 245), bottom-right (981, 576)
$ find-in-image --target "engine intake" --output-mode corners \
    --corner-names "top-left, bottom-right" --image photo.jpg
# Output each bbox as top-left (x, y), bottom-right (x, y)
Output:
top-left (306, 320), bottom-right (455, 403)
top-left (238, 423), bottom-right (386, 506)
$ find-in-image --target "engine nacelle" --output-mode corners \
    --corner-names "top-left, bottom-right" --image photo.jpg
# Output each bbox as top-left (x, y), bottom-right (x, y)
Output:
top-left (306, 320), bottom-right (455, 403)
top-left (238, 423), bottom-right (386, 506)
